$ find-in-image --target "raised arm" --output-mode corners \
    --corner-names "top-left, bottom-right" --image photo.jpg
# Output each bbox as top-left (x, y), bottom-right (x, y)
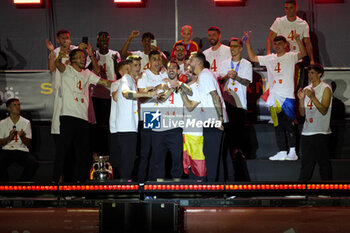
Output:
top-left (245, 34), bottom-right (259, 63)
top-left (84, 42), bottom-right (100, 75)
top-left (267, 30), bottom-right (277, 55)
top-left (121, 30), bottom-right (140, 57)
top-left (46, 39), bottom-right (56, 72)
top-left (54, 50), bottom-right (67, 73)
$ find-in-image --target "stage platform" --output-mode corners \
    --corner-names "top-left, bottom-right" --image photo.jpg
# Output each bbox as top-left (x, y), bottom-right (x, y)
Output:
top-left (6, 120), bottom-right (350, 182)
top-left (1, 181), bottom-right (350, 233)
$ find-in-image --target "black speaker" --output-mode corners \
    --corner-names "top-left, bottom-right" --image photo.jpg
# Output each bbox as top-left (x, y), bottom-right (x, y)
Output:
top-left (100, 201), bottom-right (179, 233)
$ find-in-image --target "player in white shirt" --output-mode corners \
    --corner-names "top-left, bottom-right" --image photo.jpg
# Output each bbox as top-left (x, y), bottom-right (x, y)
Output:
top-left (218, 37), bottom-right (252, 181)
top-left (87, 31), bottom-right (121, 160)
top-left (297, 64), bottom-right (332, 181)
top-left (53, 48), bottom-right (112, 182)
top-left (109, 56), bottom-right (157, 180)
top-left (267, 0), bottom-right (315, 88)
top-left (247, 33), bottom-right (306, 161)
top-left (46, 30), bottom-right (98, 133)
top-left (136, 50), bottom-right (169, 182)
top-left (189, 52), bottom-right (227, 182)
top-left (267, 0), bottom-right (314, 62)
top-left (91, 31), bottom-right (121, 99)
top-left (121, 31), bottom-right (168, 71)
top-left (148, 61), bottom-right (193, 180)
top-left (203, 26), bottom-right (231, 79)
top-left (181, 67), bottom-right (207, 180)
top-left (0, 98), bottom-right (38, 181)
top-left (46, 29), bottom-right (77, 135)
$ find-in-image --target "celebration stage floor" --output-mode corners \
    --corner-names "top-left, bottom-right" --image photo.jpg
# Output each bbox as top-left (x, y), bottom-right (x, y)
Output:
top-left (1, 181), bottom-right (350, 233)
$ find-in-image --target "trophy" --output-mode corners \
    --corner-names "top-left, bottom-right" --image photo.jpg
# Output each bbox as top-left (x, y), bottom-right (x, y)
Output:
top-left (90, 156), bottom-right (113, 180)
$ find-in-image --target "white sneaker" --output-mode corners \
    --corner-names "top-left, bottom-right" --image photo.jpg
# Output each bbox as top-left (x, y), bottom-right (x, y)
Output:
top-left (286, 150), bottom-right (298, 161)
top-left (269, 151), bottom-right (287, 161)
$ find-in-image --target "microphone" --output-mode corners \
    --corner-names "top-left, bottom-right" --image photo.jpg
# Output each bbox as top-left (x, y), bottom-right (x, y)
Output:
top-left (13, 125), bottom-right (17, 136)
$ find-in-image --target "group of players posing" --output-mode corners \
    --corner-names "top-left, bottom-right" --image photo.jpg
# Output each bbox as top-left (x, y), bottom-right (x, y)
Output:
top-left (38, 0), bottom-right (332, 183)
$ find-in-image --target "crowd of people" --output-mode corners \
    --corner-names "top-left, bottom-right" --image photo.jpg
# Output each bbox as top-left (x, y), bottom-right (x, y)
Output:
top-left (0, 0), bottom-right (333, 183)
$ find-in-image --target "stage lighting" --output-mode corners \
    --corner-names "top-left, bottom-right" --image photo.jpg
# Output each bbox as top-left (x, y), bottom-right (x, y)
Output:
top-left (13, 0), bottom-right (41, 3)
top-left (214, 0), bottom-right (243, 2)
top-left (114, 0), bottom-right (145, 7)
top-left (114, 0), bottom-right (142, 3)
top-left (13, 0), bottom-right (45, 8)
top-left (315, 0), bottom-right (344, 3)
top-left (214, 0), bottom-right (246, 6)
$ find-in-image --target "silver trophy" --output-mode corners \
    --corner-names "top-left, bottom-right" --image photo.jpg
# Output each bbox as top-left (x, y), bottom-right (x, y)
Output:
top-left (90, 156), bottom-right (113, 180)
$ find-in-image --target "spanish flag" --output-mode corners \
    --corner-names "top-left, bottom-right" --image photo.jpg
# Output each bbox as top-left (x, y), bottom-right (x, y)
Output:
top-left (183, 134), bottom-right (207, 177)
top-left (263, 89), bottom-right (295, 127)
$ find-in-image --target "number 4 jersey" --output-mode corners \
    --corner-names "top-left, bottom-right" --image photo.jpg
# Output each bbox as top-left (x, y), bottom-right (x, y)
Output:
top-left (258, 52), bottom-right (299, 100)
top-left (60, 65), bottom-right (100, 121)
top-left (203, 44), bottom-right (231, 79)
top-left (270, 16), bottom-right (310, 53)
top-left (302, 82), bottom-right (332, 136)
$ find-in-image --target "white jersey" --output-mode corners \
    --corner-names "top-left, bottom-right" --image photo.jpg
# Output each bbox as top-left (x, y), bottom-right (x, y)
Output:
top-left (218, 58), bottom-right (253, 110)
top-left (50, 45), bottom-right (77, 134)
top-left (131, 51), bottom-right (166, 72)
top-left (183, 81), bottom-right (204, 136)
top-left (60, 65), bottom-right (100, 121)
top-left (137, 69), bottom-right (168, 121)
top-left (258, 52), bottom-right (298, 99)
top-left (197, 68), bottom-right (228, 123)
top-left (153, 88), bottom-right (183, 132)
top-left (302, 82), bottom-right (332, 136)
top-left (91, 49), bottom-right (121, 99)
top-left (0, 116), bottom-right (31, 152)
top-left (109, 74), bottom-right (138, 133)
top-left (203, 44), bottom-right (231, 78)
top-left (179, 63), bottom-right (185, 74)
top-left (270, 16), bottom-right (310, 52)
top-left (131, 51), bottom-right (150, 71)
top-left (52, 45), bottom-right (78, 90)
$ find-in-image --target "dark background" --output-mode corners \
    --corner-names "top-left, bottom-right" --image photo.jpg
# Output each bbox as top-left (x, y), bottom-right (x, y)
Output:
top-left (0, 0), bottom-right (349, 70)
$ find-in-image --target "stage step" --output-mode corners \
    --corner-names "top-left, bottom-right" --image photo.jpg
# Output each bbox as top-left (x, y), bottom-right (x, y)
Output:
top-left (246, 159), bottom-right (350, 181)
top-left (8, 160), bottom-right (53, 182)
top-left (248, 120), bottom-right (350, 160)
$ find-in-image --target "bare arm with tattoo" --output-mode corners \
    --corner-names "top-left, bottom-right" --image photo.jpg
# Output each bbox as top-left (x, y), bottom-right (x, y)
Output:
top-left (122, 89), bottom-right (157, 100)
top-left (97, 79), bottom-right (113, 88)
top-left (210, 90), bottom-right (224, 130)
top-left (180, 91), bottom-right (199, 112)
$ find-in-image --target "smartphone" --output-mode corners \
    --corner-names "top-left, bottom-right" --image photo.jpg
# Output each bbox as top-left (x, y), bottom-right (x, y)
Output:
top-left (151, 39), bottom-right (157, 47)
top-left (82, 36), bottom-right (88, 44)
